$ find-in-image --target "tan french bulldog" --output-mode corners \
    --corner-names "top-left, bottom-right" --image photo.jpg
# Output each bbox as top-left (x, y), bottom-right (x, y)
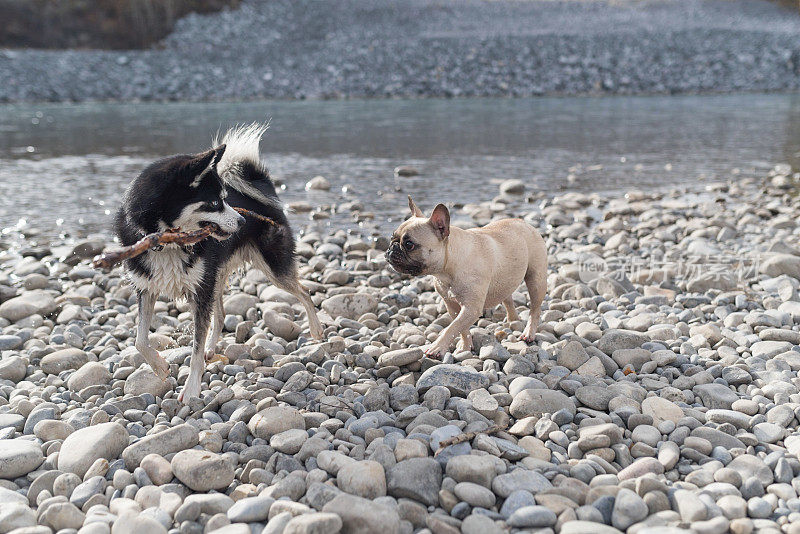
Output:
top-left (386, 196), bottom-right (547, 357)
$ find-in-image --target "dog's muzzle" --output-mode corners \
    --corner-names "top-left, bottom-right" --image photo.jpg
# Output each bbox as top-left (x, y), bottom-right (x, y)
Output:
top-left (385, 243), bottom-right (423, 275)
top-left (385, 242), bottom-right (402, 263)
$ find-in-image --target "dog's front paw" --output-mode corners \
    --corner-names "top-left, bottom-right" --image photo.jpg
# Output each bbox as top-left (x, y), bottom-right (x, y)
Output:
top-left (521, 327), bottom-right (537, 343)
top-left (178, 380), bottom-right (201, 404)
top-left (309, 323), bottom-right (324, 342)
top-left (306, 311), bottom-right (324, 342)
top-left (423, 343), bottom-right (448, 359)
top-left (150, 356), bottom-right (171, 381)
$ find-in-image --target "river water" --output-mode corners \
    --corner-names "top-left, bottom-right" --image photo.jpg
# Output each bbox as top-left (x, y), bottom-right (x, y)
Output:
top-left (1, 94), bottom-right (799, 238)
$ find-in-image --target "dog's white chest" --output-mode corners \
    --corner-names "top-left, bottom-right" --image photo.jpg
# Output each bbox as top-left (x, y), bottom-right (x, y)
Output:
top-left (129, 247), bottom-right (205, 300)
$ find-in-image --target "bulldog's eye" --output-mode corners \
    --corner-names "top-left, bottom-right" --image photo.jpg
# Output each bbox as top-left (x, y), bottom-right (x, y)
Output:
top-left (210, 200), bottom-right (221, 210)
top-left (403, 238), bottom-right (416, 251)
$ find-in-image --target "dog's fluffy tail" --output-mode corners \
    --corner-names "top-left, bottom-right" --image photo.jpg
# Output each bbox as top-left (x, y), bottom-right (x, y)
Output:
top-left (213, 122), bottom-right (284, 209)
top-left (213, 122), bottom-right (269, 177)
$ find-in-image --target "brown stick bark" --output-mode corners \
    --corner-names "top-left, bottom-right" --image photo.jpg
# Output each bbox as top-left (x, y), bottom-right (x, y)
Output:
top-left (92, 208), bottom-right (277, 270)
top-left (433, 424), bottom-right (505, 457)
top-left (233, 207), bottom-right (277, 226)
top-left (92, 227), bottom-right (214, 269)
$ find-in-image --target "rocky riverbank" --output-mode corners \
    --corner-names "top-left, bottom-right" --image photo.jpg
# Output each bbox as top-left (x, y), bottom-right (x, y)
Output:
top-left (2, 0), bottom-right (800, 102)
top-left (1, 165), bottom-right (800, 534)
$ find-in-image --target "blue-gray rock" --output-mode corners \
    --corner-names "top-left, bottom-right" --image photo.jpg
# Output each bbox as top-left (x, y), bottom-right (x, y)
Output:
top-left (727, 455), bottom-right (773, 487)
top-left (454, 481), bottom-right (496, 508)
top-left (740, 477), bottom-right (764, 500)
top-left (307, 482), bottom-right (343, 511)
top-left (575, 385), bottom-right (614, 411)
top-left (321, 293), bottom-right (378, 320)
top-left (40, 348), bottom-right (88, 375)
top-left (692, 383), bottom-right (738, 410)
top-left (491, 437), bottom-right (528, 461)
top-left (0, 356), bottom-right (27, 382)
top-left (721, 366), bottom-right (751, 385)
top-left (0, 414), bottom-right (25, 432)
top-left (0, 291), bottom-right (56, 322)
top-left (416, 364), bottom-right (489, 397)
top-left (284, 512), bottom-right (343, 534)
top-left (248, 406), bottom-right (305, 440)
top-left (507, 505), bottom-right (557, 528)
top-left (510, 389), bottom-right (576, 418)
top-left (561, 521), bottom-right (624, 534)
top-left (171, 449), bottom-right (235, 491)
top-left (122, 423), bottom-right (199, 468)
top-left (23, 405), bottom-right (57, 434)
top-left (69, 476), bottom-right (105, 508)
top-left (500, 489), bottom-right (537, 518)
top-left (594, 495), bottom-right (615, 525)
top-left (444, 455), bottom-right (495, 488)
top-left (508, 376), bottom-right (548, 397)
top-left (58, 422), bottom-right (128, 478)
top-left (747, 496), bottom-right (772, 519)
top-left (0, 335), bottom-right (22, 350)
top-left (227, 496), bottom-right (275, 523)
top-left (0, 502), bottom-right (37, 532)
top-left (597, 329), bottom-right (648, 354)
top-left (491, 469), bottom-right (552, 498)
top-left (378, 348), bottom-right (423, 367)
top-left (387, 457), bottom-right (442, 506)
top-left (611, 488), bottom-right (648, 530)
top-left (322, 494), bottom-right (400, 534)
top-left (0, 440), bottom-right (44, 479)
top-left (691, 427), bottom-right (745, 450)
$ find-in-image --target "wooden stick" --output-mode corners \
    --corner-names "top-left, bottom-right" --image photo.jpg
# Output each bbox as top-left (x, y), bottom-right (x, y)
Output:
top-left (433, 424), bottom-right (505, 457)
top-left (92, 227), bottom-right (214, 270)
top-left (91, 208), bottom-right (279, 270)
top-left (234, 207), bottom-right (278, 226)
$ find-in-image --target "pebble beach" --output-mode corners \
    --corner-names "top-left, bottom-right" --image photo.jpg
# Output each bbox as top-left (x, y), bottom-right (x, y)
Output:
top-left (1, 165), bottom-right (800, 534)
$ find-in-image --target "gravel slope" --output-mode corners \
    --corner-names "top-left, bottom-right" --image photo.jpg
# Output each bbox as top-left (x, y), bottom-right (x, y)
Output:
top-left (1, 0), bottom-right (800, 102)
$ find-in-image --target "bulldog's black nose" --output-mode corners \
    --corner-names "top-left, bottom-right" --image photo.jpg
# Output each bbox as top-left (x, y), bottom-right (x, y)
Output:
top-left (386, 242), bottom-right (400, 260)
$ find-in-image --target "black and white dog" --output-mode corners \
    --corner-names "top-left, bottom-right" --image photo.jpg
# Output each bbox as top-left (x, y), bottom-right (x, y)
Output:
top-left (115, 124), bottom-right (323, 402)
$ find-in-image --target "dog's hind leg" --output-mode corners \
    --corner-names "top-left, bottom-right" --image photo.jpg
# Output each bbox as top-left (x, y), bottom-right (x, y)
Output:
top-left (522, 269), bottom-right (546, 343)
top-left (204, 288), bottom-right (225, 362)
top-left (273, 272), bottom-right (324, 341)
top-left (252, 238), bottom-right (324, 341)
top-left (135, 291), bottom-right (170, 380)
top-left (503, 296), bottom-right (520, 323)
top-left (179, 282), bottom-right (214, 403)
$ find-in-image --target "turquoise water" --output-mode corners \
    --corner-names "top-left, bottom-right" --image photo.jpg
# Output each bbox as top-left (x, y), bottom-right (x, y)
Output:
top-left (1, 93), bottom-right (799, 236)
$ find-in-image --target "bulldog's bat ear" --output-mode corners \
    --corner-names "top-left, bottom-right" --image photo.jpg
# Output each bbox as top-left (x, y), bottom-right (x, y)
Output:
top-left (408, 196), bottom-right (424, 217)
top-left (429, 203), bottom-right (450, 239)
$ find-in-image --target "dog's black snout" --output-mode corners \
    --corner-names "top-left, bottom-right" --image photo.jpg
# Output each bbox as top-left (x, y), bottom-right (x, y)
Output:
top-left (386, 242), bottom-right (400, 260)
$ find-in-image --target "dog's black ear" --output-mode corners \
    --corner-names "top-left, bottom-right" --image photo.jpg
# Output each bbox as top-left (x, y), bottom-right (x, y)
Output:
top-left (184, 149), bottom-right (217, 177)
top-left (429, 203), bottom-right (450, 239)
top-left (212, 144), bottom-right (226, 166)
